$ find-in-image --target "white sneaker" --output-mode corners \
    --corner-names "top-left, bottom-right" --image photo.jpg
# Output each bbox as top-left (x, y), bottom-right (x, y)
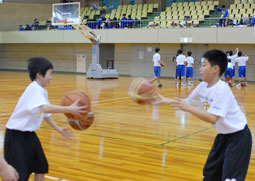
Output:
top-left (236, 84), bottom-right (241, 87)
top-left (181, 83), bottom-right (186, 87)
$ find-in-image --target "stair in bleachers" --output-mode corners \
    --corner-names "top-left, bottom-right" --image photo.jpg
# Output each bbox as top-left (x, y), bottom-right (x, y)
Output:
top-left (200, 11), bottom-right (221, 27)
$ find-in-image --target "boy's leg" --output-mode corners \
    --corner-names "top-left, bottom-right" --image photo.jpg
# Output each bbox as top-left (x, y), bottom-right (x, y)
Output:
top-left (236, 67), bottom-right (242, 86)
top-left (203, 135), bottom-right (225, 181)
top-left (243, 67), bottom-right (247, 85)
top-left (225, 18), bottom-right (229, 26)
top-left (180, 66), bottom-right (185, 86)
top-left (232, 66), bottom-right (235, 85)
top-left (151, 66), bottom-right (159, 84)
top-left (222, 126), bottom-right (252, 181)
top-left (176, 65), bottom-right (180, 86)
top-left (151, 77), bottom-right (158, 83)
top-left (34, 173), bottom-right (45, 181)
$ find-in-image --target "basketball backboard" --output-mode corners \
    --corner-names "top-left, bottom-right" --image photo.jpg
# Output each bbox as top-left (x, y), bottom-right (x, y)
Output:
top-left (52, 2), bottom-right (81, 25)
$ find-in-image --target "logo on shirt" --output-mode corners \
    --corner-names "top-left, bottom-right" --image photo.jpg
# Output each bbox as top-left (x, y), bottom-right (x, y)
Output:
top-left (203, 101), bottom-right (210, 111)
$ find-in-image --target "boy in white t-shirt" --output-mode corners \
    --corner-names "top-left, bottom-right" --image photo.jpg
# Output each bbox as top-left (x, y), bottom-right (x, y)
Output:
top-left (235, 51), bottom-right (249, 87)
top-left (227, 48), bottom-right (238, 85)
top-left (175, 49), bottom-right (186, 87)
top-left (155, 50), bottom-right (252, 181)
top-left (4, 57), bottom-right (86, 181)
top-left (151, 47), bottom-right (164, 88)
top-left (185, 51), bottom-right (194, 86)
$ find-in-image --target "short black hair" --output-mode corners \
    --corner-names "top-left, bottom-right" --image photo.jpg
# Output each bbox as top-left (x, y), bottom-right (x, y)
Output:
top-left (222, 5), bottom-right (225, 8)
top-left (202, 49), bottom-right (227, 76)
top-left (187, 51), bottom-right (192, 56)
top-left (229, 50), bottom-right (233, 56)
top-left (177, 49), bottom-right (183, 54)
top-left (155, 47), bottom-right (160, 53)
top-left (225, 51), bottom-right (229, 55)
top-left (27, 57), bottom-right (53, 81)
top-left (238, 51), bottom-right (242, 56)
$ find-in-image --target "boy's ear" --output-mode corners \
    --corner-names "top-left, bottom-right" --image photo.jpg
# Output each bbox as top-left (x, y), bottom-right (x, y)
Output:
top-left (213, 65), bottom-right (220, 74)
top-left (36, 72), bottom-right (42, 78)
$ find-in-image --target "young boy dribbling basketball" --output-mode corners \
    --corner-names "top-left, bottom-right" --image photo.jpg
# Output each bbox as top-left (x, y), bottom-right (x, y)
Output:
top-left (155, 50), bottom-right (252, 181)
top-left (4, 57), bottom-right (86, 181)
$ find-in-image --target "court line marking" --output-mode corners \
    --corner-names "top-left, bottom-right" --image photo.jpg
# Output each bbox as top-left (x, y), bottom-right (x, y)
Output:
top-left (30, 174), bottom-right (69, 181)
top-left (160, 126), bottom-right (214, 146)
top-left (46, 175), bottom-right (70, 181)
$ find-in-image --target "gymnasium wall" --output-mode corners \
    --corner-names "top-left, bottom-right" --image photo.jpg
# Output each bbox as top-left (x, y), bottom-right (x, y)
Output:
top-left (0, 42), bottom-right (255, 81)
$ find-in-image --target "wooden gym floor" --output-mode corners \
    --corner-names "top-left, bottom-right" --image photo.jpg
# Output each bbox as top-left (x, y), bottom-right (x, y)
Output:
top-left (0, 71), bottom-right (254, 181)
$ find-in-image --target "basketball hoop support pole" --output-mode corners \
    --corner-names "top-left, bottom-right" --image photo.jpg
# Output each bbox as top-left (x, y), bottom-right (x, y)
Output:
top-left (72, 24), bottom-right (118, 79)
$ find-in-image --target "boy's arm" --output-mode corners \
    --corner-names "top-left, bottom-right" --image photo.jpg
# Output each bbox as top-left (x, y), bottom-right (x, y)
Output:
top-left (40, 99), bottom-right (86, 118)
top-left (44, 117), bottom-right (70, 139)
top-left (158, 60), bottom-right (164, 64)
top-left (174, 99), bottom-right (219, 124)
top-left (235, 47), bottom-right (239, 55)
top-left (216, 8), bottom-right (222, 14)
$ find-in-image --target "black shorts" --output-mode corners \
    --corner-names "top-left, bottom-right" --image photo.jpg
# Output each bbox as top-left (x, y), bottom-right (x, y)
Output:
top-left (203, 125), bottom-right (252, 181)
top-left (4, 128), bottom-right (48, 181)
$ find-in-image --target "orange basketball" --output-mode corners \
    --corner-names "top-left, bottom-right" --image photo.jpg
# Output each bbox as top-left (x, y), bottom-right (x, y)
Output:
top-left (128, 78), bottom-right (157, 104)
top-left (61, 91), bottom-right (91, 120)
top-left (241, 81), bottom-right (246, 87)
top-left (67, 112), bottom-right (94, 130)
top-left (160, 62), bottom-right (165, 67)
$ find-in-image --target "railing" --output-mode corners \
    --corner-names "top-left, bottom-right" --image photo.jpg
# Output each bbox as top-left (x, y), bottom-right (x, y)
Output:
top-left (0, 17), bottom-right (253, 31)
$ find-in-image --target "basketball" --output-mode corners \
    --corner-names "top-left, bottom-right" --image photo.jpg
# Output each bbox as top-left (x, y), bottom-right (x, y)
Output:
top-left (160, 62), bottom-right (165, 67)
top-left (61, 91), bottom-right (91, 120)
top-left (241, 81), bottom-right (246, 87)
top-left (128, 78), bottom-right (157, 104)
top-left (67, 112), bottom-right (94, 130)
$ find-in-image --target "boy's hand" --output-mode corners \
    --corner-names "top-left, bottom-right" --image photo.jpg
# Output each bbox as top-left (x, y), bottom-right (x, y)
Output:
top-left (69, 99), bottom-right (87, 117)
top-left (152, 93), bottom-right (174, 105)
top-left (58, 127), bottom-right (71, 140)
top-left (0, 164), bottom-right (19, 181)
top-left (172, 98), bottom-right (191, 112)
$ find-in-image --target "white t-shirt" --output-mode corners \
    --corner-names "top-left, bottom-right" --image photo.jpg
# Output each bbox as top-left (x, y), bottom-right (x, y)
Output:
top-left (186, 56), bottom-right (194, 67)
top-left (228, 54), bottom-right (237, 67)
top-left (153, 53), bottom-right (160, 67)
top-left (176, 54), bottom-right (186, 65)
top-left (235, 56), bottom-right (248, 66)
top-left (6, 81), bottom-right (51, 131)
top-left (186, 80), bottom-right (247, 134)
top-left (227, 61), bottom-right (233, 69)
